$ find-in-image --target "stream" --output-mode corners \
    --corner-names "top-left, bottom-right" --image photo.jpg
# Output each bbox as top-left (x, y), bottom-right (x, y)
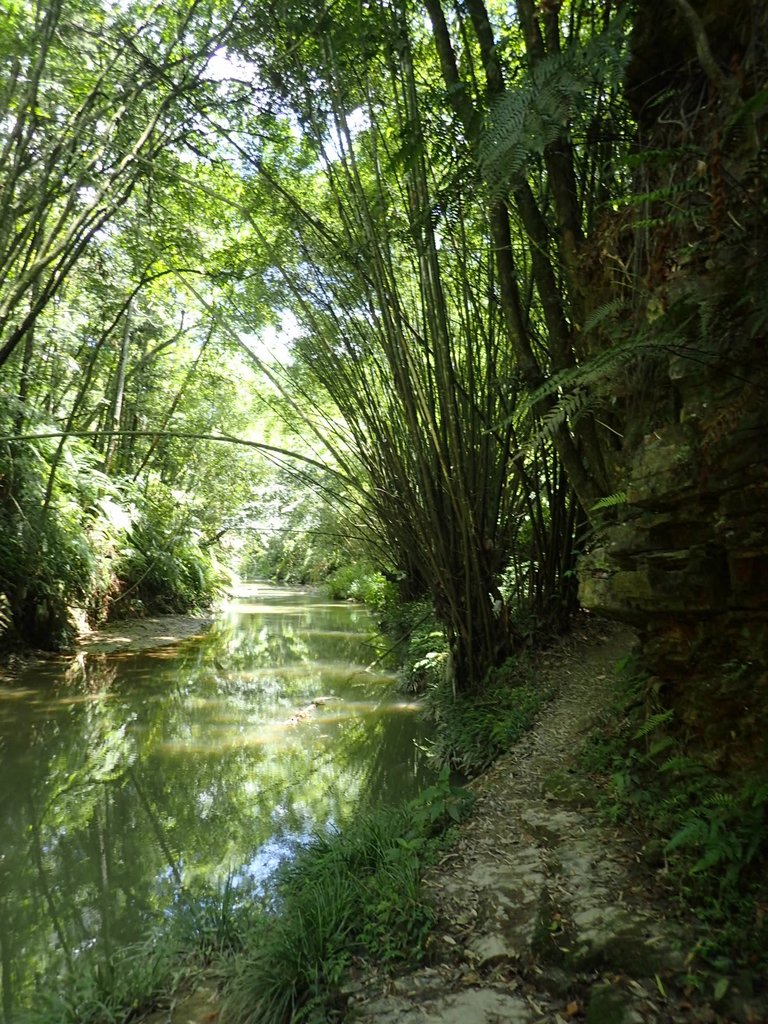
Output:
top-left (0, 584), bottom-right (434, 1018)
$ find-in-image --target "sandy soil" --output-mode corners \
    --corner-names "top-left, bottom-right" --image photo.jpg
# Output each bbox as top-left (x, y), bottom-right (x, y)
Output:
top-left (75, 613), bottom-right (215, 655)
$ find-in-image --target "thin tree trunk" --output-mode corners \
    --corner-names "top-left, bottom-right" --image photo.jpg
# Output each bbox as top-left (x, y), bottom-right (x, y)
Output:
top-left (103, 300), bottom-right (132, 474)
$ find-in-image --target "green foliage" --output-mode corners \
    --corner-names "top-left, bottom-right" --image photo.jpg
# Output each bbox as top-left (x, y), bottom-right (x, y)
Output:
top-left (480, 10), bottom-right (630, 195)
top-left (591, 491), bottom-right (628, 512)
top-left (580, 663), bottom-right (768, 969)
top-left (236, 475), bottom-right (365, 587)
top-left (0, 411), bottom-right (227, 649)
top-left (0, 425), bottom-right (120, 648)
top-left (377, 599), bottom-right (448, 692)
top-left (221, 773), bottom-right (472, 1024)
top-left (114, 482), bottom-right (225, 615)
top-left (324, 561), bottom-right (394, 610)
top-left (424, 655), bottom-right (546, 775)
top-left (664, 776), bottom-right (768, 885)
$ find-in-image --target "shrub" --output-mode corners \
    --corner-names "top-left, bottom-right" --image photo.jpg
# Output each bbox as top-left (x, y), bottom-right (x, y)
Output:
top-left (0, 432), bottom-right (121, 649)
top-left (113, 483), bottom-right (224, 616)
top-left (423, 654), bottom-right (546, 775)
top-left (324, 561), bottom-right (394, 609)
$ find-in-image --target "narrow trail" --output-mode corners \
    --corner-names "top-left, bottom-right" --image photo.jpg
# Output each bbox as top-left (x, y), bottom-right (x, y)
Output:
top-left (343, 624), bottom-right (764, 1024)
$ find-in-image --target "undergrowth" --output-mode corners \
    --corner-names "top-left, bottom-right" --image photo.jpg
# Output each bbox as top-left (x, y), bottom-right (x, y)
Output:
top-left (220, 772), bottom-right (471, 1024)
top-left (580, 659), bottom-right (768, 980)
top-left (21, 773), bottom-right (471, 1024)
top-left (424, 654), bottom-right (547, 775)
top-left (323, 561), bottom-right (394, 609)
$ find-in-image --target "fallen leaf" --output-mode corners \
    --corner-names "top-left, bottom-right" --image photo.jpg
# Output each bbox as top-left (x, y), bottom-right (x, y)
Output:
top-left (713, 977), bottom-right (729, 1001)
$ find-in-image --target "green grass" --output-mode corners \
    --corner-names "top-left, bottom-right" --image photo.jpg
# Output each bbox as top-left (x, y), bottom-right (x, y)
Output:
top-left (424, 653), bottom-right (548, 775)
top-left (220, 774), bottom-right (471, 1024)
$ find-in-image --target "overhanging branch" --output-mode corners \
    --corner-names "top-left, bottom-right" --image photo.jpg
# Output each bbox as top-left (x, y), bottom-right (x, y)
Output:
top-left (0, 429), bottom-right (359, 490)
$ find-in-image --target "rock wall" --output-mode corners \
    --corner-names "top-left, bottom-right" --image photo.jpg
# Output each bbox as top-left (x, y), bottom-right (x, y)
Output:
top-left (580, 0), bottom-right (768, 765)
top-left (580, 351), bottom-right (768, 763)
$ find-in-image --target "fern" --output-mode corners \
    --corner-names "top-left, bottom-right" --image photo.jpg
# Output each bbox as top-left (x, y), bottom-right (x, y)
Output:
top-left (519, 332), bottom-right (667, 413)
top-left (666, 816), bottom-right (707, 853)
top-left (633, 708), bottom-right (674, 740)
top-left (591, 490), bottom-right (627, 511)
top-left (660, 754), bottom-right (700, 775)
top-left (539, 387), bottom-right (590, 435)
top-left (512, 387), bottom-right (592, 456)
top-left (581, 298), bottom-right (626, 335)
top-left (480, 9), bottom-right (630, 196)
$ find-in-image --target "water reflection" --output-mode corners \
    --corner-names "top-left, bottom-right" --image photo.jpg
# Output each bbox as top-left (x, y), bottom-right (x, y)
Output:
top-left (0, 585), bottom-right (433, 1020)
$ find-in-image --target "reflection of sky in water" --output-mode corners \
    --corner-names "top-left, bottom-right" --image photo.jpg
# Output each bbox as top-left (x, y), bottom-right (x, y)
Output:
top-left (0, 585), bottom-right (435, 1017)
top-left (233, 828), bottom-right (315, 890)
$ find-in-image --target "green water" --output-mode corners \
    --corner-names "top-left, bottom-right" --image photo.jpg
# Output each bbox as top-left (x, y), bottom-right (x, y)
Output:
top-left (0, 585), bottom-right (433, 1018)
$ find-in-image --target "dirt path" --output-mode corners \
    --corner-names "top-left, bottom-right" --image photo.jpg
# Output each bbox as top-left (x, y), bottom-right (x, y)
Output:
top-left (342, 624), bottom-right (764, 1024)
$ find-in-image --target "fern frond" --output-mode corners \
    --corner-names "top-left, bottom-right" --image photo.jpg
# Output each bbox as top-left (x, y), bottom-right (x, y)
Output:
top-left (666, 817), bottom-right (706, 852)
top-left (480, 9), bottom-right (630, 196)
top-left (582, 299), bottom-right (626, 335)
top-left (591, 490), bottom-right (627, 511)
top-left (633, 709), bottom-right (674, 740)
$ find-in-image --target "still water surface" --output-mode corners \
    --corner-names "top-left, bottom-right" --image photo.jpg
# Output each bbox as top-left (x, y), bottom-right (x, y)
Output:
top-left (0, 585), bottom-right (433, 1017)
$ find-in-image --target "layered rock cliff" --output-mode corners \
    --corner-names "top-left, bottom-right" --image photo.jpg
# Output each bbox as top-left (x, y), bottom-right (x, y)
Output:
top-left (580, 0), bottom-right (768, 764)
